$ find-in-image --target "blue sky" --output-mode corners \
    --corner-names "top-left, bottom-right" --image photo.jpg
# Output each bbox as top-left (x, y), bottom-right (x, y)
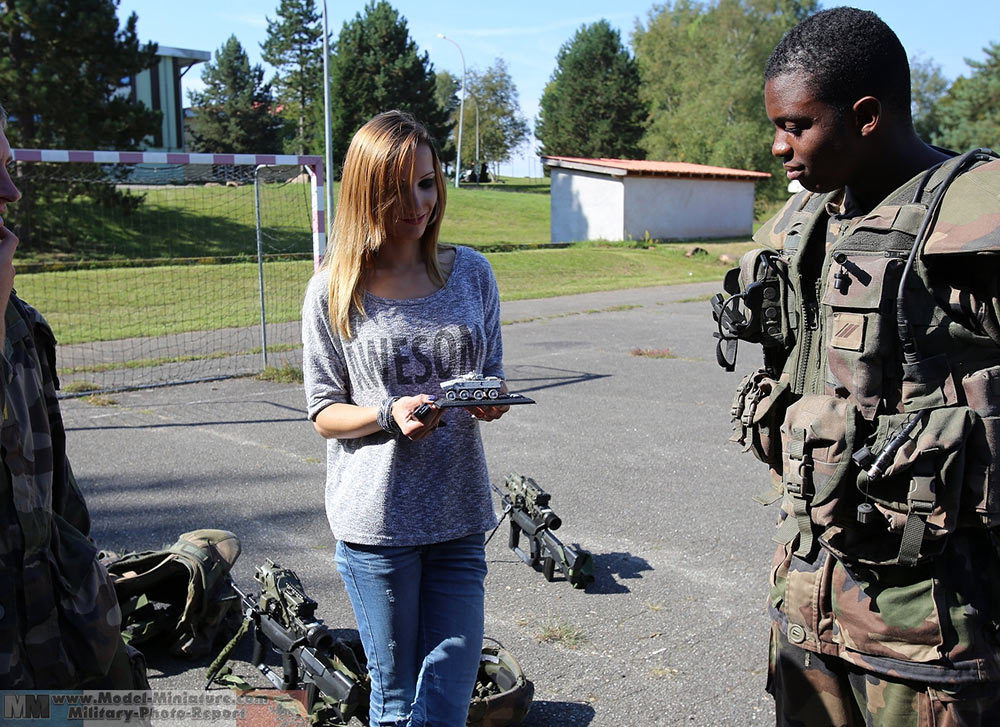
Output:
top-left (119, 1), bottom-right (1000, 176)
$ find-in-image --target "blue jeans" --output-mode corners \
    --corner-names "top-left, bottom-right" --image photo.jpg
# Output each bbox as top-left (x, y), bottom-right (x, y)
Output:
top-left (335, 533), bottom-right (487, 727)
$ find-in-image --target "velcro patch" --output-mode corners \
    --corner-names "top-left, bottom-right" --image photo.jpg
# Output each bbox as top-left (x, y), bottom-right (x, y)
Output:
top-left (831, 312), bottom-right (866, 351)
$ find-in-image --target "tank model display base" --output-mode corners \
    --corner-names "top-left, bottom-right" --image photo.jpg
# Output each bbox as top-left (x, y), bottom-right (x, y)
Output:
top-left (436, 393), bottom-right (535, 408)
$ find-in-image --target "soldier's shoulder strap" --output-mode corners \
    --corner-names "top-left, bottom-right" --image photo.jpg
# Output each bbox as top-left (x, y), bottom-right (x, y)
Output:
top-left (753, 190), bottom-right (829, 254)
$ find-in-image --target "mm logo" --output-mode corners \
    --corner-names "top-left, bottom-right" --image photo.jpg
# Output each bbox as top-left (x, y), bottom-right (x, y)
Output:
top-left (3, 694), bottom-right (51, 719)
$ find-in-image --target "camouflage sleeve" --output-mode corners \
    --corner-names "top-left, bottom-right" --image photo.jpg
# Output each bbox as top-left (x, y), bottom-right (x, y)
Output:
top-left (13, 297), bottom-right (92, 536)
top-left (923, 159), bottom-right (1000, 345)
top-left (927, 254), bottom-right (1000, 346)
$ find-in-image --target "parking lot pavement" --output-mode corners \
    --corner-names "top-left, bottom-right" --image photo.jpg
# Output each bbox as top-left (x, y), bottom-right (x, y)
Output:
top-left (61, 281), bottom-right (776, 725)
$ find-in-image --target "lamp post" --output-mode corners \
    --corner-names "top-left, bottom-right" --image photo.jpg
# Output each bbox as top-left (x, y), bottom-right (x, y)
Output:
top-left (437, 33), bottom-right (465, 188)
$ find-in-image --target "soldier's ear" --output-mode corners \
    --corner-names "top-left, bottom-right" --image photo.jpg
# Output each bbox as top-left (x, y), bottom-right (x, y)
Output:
top-left (853, 96), bottom-right (881, 137)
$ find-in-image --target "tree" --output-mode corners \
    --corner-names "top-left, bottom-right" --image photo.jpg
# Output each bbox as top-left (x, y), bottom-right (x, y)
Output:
top-left (633, 0), bottom-right (816, 204)
top-left (910, 54), bottom-right (949, 143)
top-left (188, 36), bottom-right (282, 154)
top-left (261, 0), bottom-right (324, 155)
top-left (0, 0), bottom-right (160, 151)
top-left (536, 20), bottom-right (646, 159)
top-left (455, 59), bottom-right (529, 176)
top-left (0, 0), bottom-right (161, 248)
top-left (934, 43), bottom-right (1000, 152)
top-left (328, 1), bottom-right (450, 174)
top-left (434, 70), bottom-right (461, 173)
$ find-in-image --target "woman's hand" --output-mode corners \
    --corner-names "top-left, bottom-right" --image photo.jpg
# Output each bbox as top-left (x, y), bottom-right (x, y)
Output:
top-left (469, 380), bottom-right (510, 423)
top-left (392, 394), bottom-right (443, 440)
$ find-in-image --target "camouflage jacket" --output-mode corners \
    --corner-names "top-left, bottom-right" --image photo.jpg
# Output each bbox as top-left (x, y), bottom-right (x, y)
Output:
top-left (740, 152), bottom-right (1000, 684)
top-left (0, 294), bottom-right (121, 687)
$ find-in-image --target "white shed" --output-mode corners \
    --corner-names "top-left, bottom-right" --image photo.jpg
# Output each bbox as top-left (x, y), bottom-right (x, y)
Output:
top-left (541, 156), bottom-right (771, 243)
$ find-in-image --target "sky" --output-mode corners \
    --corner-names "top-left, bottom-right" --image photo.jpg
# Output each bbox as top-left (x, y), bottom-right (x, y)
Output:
top-left (118, 0), bottom-right (1000, 177)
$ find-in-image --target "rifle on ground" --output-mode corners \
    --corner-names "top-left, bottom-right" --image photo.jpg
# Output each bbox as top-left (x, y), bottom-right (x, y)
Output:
top-left (205, 559), bottom-right (369, 725)
top-left (492, 474), bottom-right (595, 589)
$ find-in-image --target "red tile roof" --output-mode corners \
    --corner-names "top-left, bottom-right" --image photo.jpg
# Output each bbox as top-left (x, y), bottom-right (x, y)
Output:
top-left (541, 155), bottom-right (771, 181)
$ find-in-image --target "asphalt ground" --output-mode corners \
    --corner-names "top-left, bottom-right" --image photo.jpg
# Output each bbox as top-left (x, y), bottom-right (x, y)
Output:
top-left (61, 280), bottom-right (776, 726)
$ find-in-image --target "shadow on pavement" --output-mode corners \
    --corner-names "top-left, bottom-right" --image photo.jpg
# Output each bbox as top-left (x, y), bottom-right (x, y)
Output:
top-left (505, 364), bottom-right (611, 395)
top-left (522, 700), bottom-right (596, 726)
top-left (587, 551), bottom-right (654, 595)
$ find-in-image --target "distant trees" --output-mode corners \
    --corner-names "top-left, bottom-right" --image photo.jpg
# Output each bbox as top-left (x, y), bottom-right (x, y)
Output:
top-left (455, 60), bottom-right (530, 177)
top-left (0, 0), bottom-right (161, 248)
top-left (188, 36), bottom-right (282, 154)
top-left (434, 71), bottom-right (461, 173)
top-left (933, 43), bottom-right (1000, 152)
top-left (0, 0), bottom-right (160, 151)
top-left (328, 1), bottom-right (450, 174)
top-left (910, 54), bottom-right (949, 143)
top-left (633, 0), bottom-right (816, 203)
top-left (536, 20), bottom-right (645, 159)
top-left (260, 0), bottom-right (324, 154)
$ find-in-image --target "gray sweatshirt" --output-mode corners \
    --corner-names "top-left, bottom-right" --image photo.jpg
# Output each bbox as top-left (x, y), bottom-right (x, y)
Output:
top-left (301, 245), bottom-right (503, 546)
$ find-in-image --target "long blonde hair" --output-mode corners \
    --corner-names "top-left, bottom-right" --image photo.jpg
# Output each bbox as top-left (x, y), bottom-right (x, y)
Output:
top-left (323, 110), bottom-right (447, 338)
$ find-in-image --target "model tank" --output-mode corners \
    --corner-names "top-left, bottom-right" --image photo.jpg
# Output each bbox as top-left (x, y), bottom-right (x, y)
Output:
top-left (440, 372), bottom-right (503, 401)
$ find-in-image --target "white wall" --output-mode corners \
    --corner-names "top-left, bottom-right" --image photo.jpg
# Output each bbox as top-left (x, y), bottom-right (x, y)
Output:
top-left (550, 169), bottom-right (624, 243)
top-left (623, 176), bottom-right (756, 240)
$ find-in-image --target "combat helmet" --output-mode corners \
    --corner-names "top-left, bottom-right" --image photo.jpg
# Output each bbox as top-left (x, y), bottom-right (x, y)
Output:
top-left (466, 639), bottom-right (534, 727)
top-left (101, 529), bottom-right (242, 657)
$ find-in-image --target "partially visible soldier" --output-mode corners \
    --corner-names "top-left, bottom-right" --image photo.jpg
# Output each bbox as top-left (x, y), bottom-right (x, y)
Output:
top-left (0, 103), bottom-right (140, 688)
top-left (720, 8), bottom-right (1000, 725)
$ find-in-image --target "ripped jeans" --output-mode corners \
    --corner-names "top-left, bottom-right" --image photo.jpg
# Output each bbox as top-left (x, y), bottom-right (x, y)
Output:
top-left (335, 533), bottom-right (487, 727)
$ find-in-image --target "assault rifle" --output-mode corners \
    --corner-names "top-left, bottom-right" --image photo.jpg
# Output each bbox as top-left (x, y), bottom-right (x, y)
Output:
top-left (492, 474), bottom-right (595, 589)
top-left (205, 560), bottom-right (369, 724)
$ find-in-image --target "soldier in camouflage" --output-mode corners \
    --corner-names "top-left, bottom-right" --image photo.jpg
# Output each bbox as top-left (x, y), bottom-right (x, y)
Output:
top-left (726, 8), bottom-right (1000, 725)
top-left (0, 104), bottom-right (137, 688)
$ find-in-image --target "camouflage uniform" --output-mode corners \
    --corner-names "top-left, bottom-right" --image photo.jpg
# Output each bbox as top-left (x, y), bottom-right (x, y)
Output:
top-left (0, 293), bottom-right (124, 687)
top-left (732, 153), bottom-right (1000, 723)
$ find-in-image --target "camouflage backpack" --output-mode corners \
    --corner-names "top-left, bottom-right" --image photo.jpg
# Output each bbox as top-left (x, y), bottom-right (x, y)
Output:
top-left (467, 640), bottom-right (534, 727)
top-left (100, 529), bottom-right (242, 658)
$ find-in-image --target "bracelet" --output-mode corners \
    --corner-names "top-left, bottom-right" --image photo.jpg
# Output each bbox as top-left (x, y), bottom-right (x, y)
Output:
top-left (377, 396), bottom-right (402, 436)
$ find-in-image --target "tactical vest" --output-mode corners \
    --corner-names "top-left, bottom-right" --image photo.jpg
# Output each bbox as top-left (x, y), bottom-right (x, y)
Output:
top-left (734, 151), bottom-right (1000, 567)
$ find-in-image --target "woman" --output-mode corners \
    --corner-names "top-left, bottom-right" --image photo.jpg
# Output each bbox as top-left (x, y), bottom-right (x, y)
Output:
top-left (301, 110), bottom-right (508, 727)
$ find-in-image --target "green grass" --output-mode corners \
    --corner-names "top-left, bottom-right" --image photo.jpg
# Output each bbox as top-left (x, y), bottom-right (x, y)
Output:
top-left (11, 177), bottom-right (760, 345)
top-left (15, 177), bottom-right (551, 265)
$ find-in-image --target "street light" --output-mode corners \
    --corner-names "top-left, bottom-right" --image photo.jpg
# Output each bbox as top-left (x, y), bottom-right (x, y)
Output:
top-left (437, 33), bottom-right (465, 188)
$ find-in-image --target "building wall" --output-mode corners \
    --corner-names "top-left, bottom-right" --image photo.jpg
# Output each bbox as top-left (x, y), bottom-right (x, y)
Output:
top-left (550, 169), bottom-right (624, 243)
top-left (132, 57), bottom-right (185, 152)
top-left (623, 176), bottom-right (756, 240)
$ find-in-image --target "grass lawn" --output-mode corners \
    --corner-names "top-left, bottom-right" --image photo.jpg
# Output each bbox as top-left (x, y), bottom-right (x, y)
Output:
top-left (11, 175), bottom-right (759, 344)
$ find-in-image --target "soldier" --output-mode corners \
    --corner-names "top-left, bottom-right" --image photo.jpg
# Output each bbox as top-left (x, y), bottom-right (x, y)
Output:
top-left (0, 103), bottom-right (140, 688)
top-left (721, 8), bottom-right (1000, 725)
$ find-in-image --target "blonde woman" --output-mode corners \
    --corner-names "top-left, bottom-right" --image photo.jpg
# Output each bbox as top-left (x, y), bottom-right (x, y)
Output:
top-left (301, 110), bottom-right (508, 726)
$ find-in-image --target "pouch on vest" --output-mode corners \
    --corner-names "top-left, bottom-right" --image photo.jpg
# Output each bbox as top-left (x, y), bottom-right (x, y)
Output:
top-left (775, 395), bottom-right (859, 558)
top-left (821, 253), bottom-right (904, 420)
top-left (729, 369), bottom-right (790, 503)
top-left (820, 406), bottom-right (974, 566)
top-left (102, 529), bottom-right (242, 658)
top-left (959, 366), bottom-right (1000, 529)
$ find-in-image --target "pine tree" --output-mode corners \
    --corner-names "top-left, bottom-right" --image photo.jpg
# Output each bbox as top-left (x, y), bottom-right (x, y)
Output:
top-left (188, 36), bottom-right (282, 154)
top-left (536, 20), bottom-right (646, 159)
top-left (934, 43), bottom-right (1000, 152)
top-left (0, 0), bottom-right (159, 150)
top-left (328, 1), bottom-right (449, 174)
top-left (0, 0), bottom-right (161, 249)
top-left (261, 0), bottom-right (324, 155)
